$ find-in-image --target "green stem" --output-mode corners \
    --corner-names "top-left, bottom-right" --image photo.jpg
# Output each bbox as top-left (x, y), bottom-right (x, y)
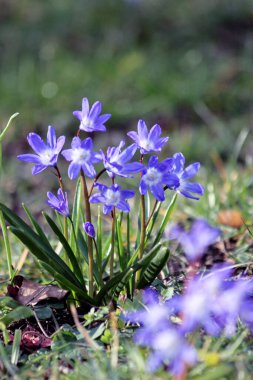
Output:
top-left (69, 217), bottom-right (82, 263)
top-left (54, 165), bottom-right (68, 240)
top-left (136, 194), bottom-right (146, 282)
top-left (88, 168), bottom-right (106, 198)
top-left (80, 170), bottom-right (94, 297)
top-left (0, 210), bottom-right (13, 279)
top-left (110, 208), bottom-right (116, 279)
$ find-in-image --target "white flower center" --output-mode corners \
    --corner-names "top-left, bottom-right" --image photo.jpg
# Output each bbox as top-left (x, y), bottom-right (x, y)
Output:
top-left (141, 139), bottom-right (154, 151)
top-left (143, 167), bottom-right (162, 186)
top-left (81, 117), bottom-right (94, 130)
top-left (40, 149), bottom-right (55, 165)
top-left (72, 148), bottom-right (90, 164)
top-left (105, 189), bottom-right (121, 206)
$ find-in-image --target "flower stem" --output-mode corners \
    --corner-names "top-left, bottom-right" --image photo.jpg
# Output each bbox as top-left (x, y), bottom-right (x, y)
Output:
top-left (110, 209), bottom-right (116, 279)
top-left (88, 168), bottom-right (106, 198)
top-left (137, 154), bottom-right (145, 282)
top-left (54, 165), bottom-right (68, 240)
top-left (80, 169), bottom-right (94, 297)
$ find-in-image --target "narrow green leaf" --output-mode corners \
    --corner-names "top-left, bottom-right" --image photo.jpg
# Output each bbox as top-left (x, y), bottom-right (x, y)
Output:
top-left (130, 242), bottom-right (162, 269)
top-left (77, 229), bottom-right (101, 286)
top-left (22, 203), bottom-right (50, 246)
top-left (70, 177), bottom-right (83, 248)
top-left (137, 246), bottom-right (170, 288)
top-left (43, 213), bottom-right (85, 287)
top-left (9, 226), bottom-right (84, 291)
top-left (0, 341), bottom-right (16, 376)
top-left (0, 210), bottom-right (13, 279)
top-left (95, 269), bottom-right (130, 305)
top-left (11, 329), bottom-right (21, 365)
top-left (153, 193), bottom-right (177, 245)
top-left (0, 306), bottom-right (33, 326)
top-left (0, 113), bottom-right (19, 142)
top-left (116, 216), bottom-right (124, 270)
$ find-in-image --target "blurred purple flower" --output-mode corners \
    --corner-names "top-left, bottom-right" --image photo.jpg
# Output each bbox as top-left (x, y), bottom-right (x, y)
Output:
top-left (101, 140), bottom-right (143, 178)
top-left (89, 183), bottom-right (135, 214)
top-left (73, 97), bottom-right (111, 133)
top-left (170, 219), bottom-right (221, 262)
top-left (126, 288), bottom-right (197, 375)
top-left (169, 152), bottom-right (204, 200)
top-left (17, 125), bottom-right (65, 175)
top-left (127, 119), bottom-right (169, 154)
top-left (83, 222), bottom-right (95, 238)
top-left (170, 266), bottom-right (248, 336)
top-left (46, 188), bottom-right (69, 217)
top-left (139, 155), bottom-right (179, 201)
top-left (61, 136), bottom-right (101, 179)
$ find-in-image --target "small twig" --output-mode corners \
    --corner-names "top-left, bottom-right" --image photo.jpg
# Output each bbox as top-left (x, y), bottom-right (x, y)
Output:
top-left (70, 304), bottom-right (100, 350)
top-left (110, 311), bottom-right (119, 368)
top-left (32, 309), bottom-right (50, 338)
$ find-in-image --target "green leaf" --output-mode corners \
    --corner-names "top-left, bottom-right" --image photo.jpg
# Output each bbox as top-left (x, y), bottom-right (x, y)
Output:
top-left (153, 193), bottom-right (177, 245)
top-left (11, 329), bottom-right (21, 365)
top-left (77, 229), bottom-right (101, 286)
top-left (43, 213), bottom-right (85, 287)
top-left (95, 269), bottom-right (130, 305)
top-left (22, 203), bottom-right (50, 246)
top-left (9, 225), bottom-right (84, 290)
top-left (70, 177), bottom-right (83, 248)
top-left (116, 216), bottom-right (125, 270)
top-left (137, 246), bottom-right (170, 288)
top-left (0, 306), bottom-right (33, 326)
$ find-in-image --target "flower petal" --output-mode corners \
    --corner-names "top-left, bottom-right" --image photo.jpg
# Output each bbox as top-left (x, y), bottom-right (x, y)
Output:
top-left (68, 162), bottom-right (81, 180)
top-left (89, 101), bottom-right (102, 119)
top-left (27, 133), bottom-right (46, 154)
top-left (17, 154), bottom-right (42, 164)
top-left (32, 164), bottom-right (47, 175)
top-left (47, 126), bottom-right (56, 148)
top-left (82, 97), bottom-right (90, 115)
top-left (181, 162), bottom-right (200, 180)
top-left (137, 119), bottom-right (148, 140)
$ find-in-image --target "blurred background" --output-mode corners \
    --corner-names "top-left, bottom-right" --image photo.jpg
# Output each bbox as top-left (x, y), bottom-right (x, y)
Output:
top-left (1, 0), bottom-right (253, 212)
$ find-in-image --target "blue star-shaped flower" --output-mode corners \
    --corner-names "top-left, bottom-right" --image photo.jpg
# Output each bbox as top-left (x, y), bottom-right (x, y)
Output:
top-left (101, 140), bottom-right (143, 178)
top-left (127, 119), bottom-right (169, 154)
top-left (46, 188), bottom-right (69, 217)
top-left (170, 152), bottom-right (204, 200)
top-left (73, 97), bottom-right (111, 133)
top-left (139, 155), bottom-right (179, 201)
top-left (61, 136), bottom-right (101, 180)
top-left (89, 183), bottom-right (135, 214)
top-left (17, 125), bottom-right (65, 175)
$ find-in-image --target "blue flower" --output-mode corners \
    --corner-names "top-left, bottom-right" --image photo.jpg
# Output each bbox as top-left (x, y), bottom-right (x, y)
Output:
top-left (170, 219), bottom-right (220, 262)
top-left (127, 119), bottom-right (169, 154)
top-left (61, 136), bottom-right (101, 180)
top-left (139, 156), bottom-right (179, 201)
top-left (170, 267), bottom-right (248, 337)
top-left (126, 289), bottom-right (197, 375)
top-left (46, 188), bottom-right (69, 217)
top-left (17, 125), bottom-right (65, 175)
top-left (89, 183), bottom-right (135, 214)
top-left (101, 140), bottom-right (143, 178)
top-left (170, 152), bottom-right (204, 200)
top-left (83, 222), bottom-right (95, 238)
top-left (73, 97), bottom-right (111, 133)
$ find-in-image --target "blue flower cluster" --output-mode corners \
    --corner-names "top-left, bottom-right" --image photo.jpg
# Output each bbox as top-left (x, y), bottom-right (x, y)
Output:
top-left (126, 221), bottom-right (253, 376)
top-left (17, 97), bottom-right (204, 216)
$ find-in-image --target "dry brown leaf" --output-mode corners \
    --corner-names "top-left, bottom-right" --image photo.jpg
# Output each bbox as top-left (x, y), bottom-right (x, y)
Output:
top-left (217, 209), bottom-right (244, 228)
top-left (7, 275), bottom-right (69, 306)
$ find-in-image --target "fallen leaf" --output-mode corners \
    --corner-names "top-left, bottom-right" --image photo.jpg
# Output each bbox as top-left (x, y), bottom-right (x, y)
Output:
top-left (217, 209), bottom-right (244, 228)
top-left (7, 276), bottom-right (69, 306)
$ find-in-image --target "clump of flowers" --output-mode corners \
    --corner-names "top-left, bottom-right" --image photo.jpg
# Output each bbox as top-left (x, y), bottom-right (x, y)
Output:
top-left (2, 95), bottom-right (205, 303)
top-left (126, 223), bottom-right (253, 377)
